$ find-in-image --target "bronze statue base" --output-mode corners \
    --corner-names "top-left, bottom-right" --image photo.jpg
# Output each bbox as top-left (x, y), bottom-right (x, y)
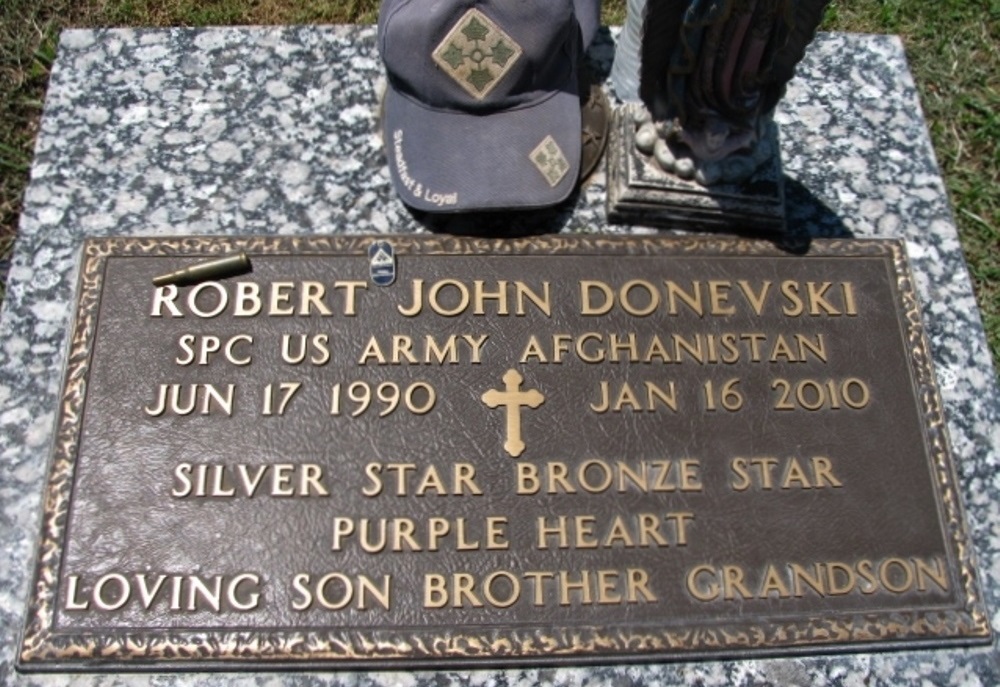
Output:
top-left (606, 107), bottom-right (786, 233)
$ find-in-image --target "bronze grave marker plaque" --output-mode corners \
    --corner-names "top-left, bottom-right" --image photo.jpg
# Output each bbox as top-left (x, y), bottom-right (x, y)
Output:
top-left (19, 235), bottom-right (991, 670)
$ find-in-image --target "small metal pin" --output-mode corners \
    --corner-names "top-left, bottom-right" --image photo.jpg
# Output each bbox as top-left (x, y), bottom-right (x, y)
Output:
top-left (152, 252), bottom-right (252, 287)
top-left (369, 240), bottom-right (396, 286)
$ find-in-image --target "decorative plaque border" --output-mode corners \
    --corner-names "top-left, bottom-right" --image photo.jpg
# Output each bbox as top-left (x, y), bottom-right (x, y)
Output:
top-left (19, 235), bottom-right (991, 670)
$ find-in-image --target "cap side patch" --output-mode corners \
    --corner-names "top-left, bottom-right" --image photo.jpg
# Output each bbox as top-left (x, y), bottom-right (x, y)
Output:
top-left (530, 135), bottom-right (571, 187)
top-left (432, 8), bottom-right (523, 100)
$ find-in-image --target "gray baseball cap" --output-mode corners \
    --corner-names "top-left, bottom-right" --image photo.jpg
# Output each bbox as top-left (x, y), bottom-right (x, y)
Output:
top-left (379, 0), bottom-right (596, 212)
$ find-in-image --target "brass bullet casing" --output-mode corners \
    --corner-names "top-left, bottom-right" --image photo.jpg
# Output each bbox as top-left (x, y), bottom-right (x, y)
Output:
top-left (152, 252), bottom-right (252, 287)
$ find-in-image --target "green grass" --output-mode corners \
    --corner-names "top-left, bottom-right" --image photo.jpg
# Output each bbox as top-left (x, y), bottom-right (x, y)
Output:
top-left (92, 0), bottom-right (382, 26)
top-left (0, 0), bottom-right (997, 374)
top-left (0, 0), bottom-right (70, 301)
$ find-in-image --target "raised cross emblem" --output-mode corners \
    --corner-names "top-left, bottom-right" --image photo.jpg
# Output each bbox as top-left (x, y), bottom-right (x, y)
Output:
top-left (481, 369), bottom-right (544, 458)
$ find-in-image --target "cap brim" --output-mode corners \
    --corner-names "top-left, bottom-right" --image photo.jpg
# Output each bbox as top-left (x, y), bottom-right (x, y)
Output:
top-left (383, 86), bottom-right (582, 213)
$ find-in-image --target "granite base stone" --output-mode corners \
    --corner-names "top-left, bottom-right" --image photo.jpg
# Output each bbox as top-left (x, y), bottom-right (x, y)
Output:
top-left (1, 25), bottom-right (998, 685)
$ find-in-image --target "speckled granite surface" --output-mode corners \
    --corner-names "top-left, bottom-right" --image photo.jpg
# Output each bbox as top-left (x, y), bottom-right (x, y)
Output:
top-left (1, 25), bottom-right (997, 685)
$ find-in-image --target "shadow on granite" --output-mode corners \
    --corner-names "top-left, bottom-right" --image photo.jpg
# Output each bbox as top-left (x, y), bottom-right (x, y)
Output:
top-left (412, 204), bottom-right (578, 238)
top-left (784, 175), bottom-right (853, 240)
top-left (776, 175), bottom-right (855, 255)
top-left (411, 176), bottom-right (851, 248)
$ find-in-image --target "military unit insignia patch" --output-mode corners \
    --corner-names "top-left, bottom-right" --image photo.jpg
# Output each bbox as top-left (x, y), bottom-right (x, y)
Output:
top-left (530, 135), bottom-right (571, 187)
top-left (433, 9), bottom-right (523, 99)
